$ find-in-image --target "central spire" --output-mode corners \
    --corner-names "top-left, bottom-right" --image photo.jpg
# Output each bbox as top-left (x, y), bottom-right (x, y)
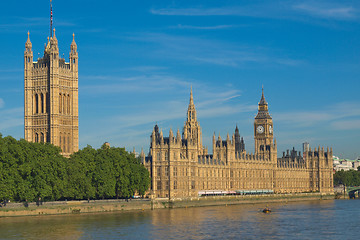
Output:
top-left (183, 86), bottom-right (203, 151)
top-left (187, 86), bottom-right (197, 122)
top-left (189, 85), bottom-right (194, 105)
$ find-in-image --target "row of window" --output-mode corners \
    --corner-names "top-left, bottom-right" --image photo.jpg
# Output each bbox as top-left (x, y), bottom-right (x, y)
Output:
top-left (59, 134), bottom-right (72, 153)
top-left (156, 152), bottom-right (197, 161)
top-left (34, 93), bottom-right (48, 114)
top-left (34, 132), bottom-right (48, 143)
top-left (33, 92), bottom-right (72, 114)
top-left (156, 180), bottom-right (196, 190)
top-left (59, 93), bottom-right (71, 114)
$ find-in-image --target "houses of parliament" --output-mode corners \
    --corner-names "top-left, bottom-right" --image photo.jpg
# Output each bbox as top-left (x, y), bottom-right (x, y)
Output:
top-left (23, 24), bottom-right (333, 199)
top-left (142, 88), bottom-right (334, 199)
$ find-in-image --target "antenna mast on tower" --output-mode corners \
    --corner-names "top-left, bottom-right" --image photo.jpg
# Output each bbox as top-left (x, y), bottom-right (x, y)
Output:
top-left (50, 0), bottom-right (53, 38)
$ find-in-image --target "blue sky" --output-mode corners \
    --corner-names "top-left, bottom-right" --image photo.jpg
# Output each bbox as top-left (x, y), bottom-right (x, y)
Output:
top-left (0, 0), bottom-right (359, 159)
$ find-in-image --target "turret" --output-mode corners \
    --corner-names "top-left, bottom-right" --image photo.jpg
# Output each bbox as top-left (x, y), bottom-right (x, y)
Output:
top-left (235, 125), bottom-right (245, 154)
top-left (176, 128), bottom-right (181, 143)
top-left (70, 33), bottom-right (78, 72)
top-left (241, 137), bottom-right (245, 150)
top-left (212, 132), bottom-right (216, 152)
top-left (24, 32), bottom-right (33, 67)
top-left (50, 28), bottom-right (59, 54)
top-left (151, 125), bottom-right (157, 146)
top-left (169, 128), bottom-right (174, 144)
top-left (140, 148), bottom-right (145, 164)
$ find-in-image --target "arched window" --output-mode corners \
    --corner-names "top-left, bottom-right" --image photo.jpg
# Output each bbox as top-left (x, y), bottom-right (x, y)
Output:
top-left (41, 93), bottom-right (44, 113)
top-left (59, 93), bottom-right (62, 113)
top-left (35, 94), bottom-right (39, 114)
top-left (46, 93), bottom-right (49, 113)
top-left (40, 132), bottom-right (44, 143)
top-left (63, 94), bottom-right (66, 114)
top-left (35, 132), bottom-right (39, 142)
top-left (59, 133), bottom-right (62, 150)
top-left (67, 94), bottom-right (70, 114)
top-left (63, 136), bottom-right (66, 153)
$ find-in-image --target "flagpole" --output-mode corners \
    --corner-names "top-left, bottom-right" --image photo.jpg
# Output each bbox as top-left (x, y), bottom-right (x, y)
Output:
top-left (50, 0), bottom-right (53, 38)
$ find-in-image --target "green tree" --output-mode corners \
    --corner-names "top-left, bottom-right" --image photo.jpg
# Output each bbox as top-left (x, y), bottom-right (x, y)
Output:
top-left (0, 132), bottom-right (151, 202)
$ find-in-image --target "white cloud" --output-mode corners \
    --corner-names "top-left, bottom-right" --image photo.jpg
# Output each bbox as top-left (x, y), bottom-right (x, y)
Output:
top-left (331, 120), bottom-right (360, 130)
top-left (293, 3), bottom-right (357, 20)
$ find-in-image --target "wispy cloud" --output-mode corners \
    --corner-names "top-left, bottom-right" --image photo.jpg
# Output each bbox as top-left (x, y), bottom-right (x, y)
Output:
top-left (275, 112), bottom-right (332, 127)
top-left (331, 120), bottom-right (360, 130)
top-left (126, 66), bottom-right (168, 72)
top-left (150, 6), bottom-right (256, 16)
top-left (85, 81), bottom-right (247, 127)
top-left (172, 24), bottom-right (238, 30)
top-left (150, 1), bottom-right (360, 22)
top-left (81, 74), bottom-right (191, 94)
top-left (293, 3), bottom-right (357, 20)
top-left (0, 68), bottom-right (22, 73)
top-left (0, 17), bottom-right (75, 31)
top-left (0, 98), bottom-right (4, 108)
top-left (126, 33), bottom-right (301, 67)
top-left (274, 101), bottom-right (360, 129)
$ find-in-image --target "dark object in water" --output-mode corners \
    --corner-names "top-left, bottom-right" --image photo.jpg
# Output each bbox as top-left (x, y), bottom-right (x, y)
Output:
top-left (263, 207), bottom-right (271, 213)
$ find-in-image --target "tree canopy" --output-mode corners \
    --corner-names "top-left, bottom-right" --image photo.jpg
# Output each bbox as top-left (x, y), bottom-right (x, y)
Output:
top-left (334, 169), bottom-right (360, 186)
top-left (0, 134), bottom-right (150, 202)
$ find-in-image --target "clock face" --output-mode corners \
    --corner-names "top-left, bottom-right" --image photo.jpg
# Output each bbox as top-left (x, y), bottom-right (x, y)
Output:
top-left (269, 125), bottom-right (273, 134)
top-left (256, 125), bottom-right (264, 134)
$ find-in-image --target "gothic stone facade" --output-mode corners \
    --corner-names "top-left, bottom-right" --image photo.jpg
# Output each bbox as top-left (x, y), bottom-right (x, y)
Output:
top-left (142, 89), bottom-right (333, 199)
top-left (24, 30), bottom-right (79, 157)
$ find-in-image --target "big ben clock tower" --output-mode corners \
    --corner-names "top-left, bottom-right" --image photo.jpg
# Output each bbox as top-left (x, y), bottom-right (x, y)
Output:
top-left (254, 88), bottom-right (276, 161)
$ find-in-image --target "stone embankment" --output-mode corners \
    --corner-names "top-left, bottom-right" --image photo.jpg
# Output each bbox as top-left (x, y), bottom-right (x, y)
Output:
top-left (0, 199), bottom-right (152, 217)
top-left (0, 193), bottom-right (335, 217)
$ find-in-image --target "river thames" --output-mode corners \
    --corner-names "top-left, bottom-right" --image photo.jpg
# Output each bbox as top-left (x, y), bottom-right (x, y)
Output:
top-left (0, 199), bottom-right (358, 239)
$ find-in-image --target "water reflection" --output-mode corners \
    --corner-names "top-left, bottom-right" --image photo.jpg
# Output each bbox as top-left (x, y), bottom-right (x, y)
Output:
top-left (0, 200), bottom-right (359, 240)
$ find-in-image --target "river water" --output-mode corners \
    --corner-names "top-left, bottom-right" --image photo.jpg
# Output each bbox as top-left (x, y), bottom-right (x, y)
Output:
top-left (0, 199), bottom-right (358, 240)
